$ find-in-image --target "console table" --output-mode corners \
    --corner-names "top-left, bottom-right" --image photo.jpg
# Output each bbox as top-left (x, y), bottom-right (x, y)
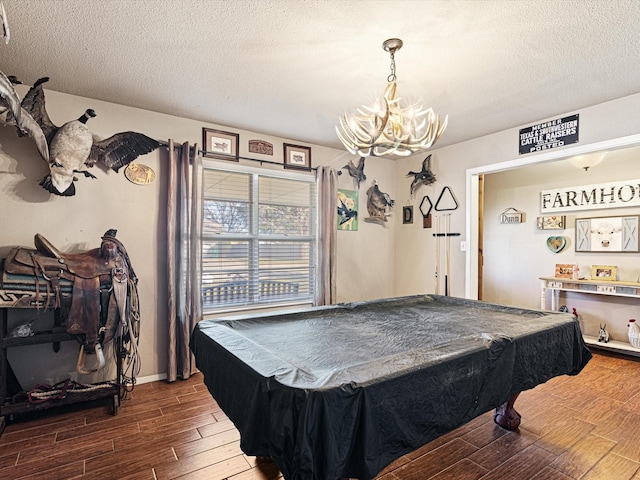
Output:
top-left (539, 276), bottom-right (640, 357)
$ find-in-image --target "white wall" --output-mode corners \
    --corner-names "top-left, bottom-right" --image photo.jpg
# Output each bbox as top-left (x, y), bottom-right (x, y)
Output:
top-left (394, 92), bottom-right (640, 303)
top-left (482, 147), bottom-right (640, 342)
top-left (3, 85), bottom-right (640, 386)
top-left (0, 87), bottom-right (396, 387)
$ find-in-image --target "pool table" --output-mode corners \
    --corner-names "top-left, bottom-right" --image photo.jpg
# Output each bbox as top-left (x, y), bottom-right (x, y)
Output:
top-left (190, 294), bottom-right (591, 480)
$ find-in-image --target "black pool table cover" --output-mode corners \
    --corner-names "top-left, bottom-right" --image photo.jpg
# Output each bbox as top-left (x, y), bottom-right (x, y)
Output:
top-left (190, 294), bottom-right (591, 480)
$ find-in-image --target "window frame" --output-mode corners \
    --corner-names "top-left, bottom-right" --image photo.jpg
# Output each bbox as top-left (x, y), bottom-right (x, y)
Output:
top-left (201, 159), bottom-right (317, 312)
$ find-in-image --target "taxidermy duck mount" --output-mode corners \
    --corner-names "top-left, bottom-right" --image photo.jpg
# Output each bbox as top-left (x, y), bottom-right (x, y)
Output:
top-left (341, 157), bottom-right (366, 189)
top-left (365, 180), bottom-right (395, 223)
top-left (1, 75), bottom-right (161, 196)
top-left (407, 154), bottom-right (436, 196)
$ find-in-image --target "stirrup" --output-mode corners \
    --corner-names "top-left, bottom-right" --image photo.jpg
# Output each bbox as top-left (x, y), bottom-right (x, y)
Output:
top-left (76, 343), bottom-right (106, 374)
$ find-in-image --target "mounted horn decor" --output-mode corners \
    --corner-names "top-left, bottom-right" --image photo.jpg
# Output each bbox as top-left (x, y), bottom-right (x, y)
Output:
top-left (336, 38), bottom-right (448, 157)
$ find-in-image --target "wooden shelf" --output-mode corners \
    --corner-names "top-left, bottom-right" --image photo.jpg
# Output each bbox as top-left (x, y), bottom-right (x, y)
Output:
top-left (540, 277), bottom-right (640, 358)
top-left (583, 335), bottom-right (640, 357)
top-left (1, 302), bottom-right (121, 436)
top-left (539, 276), bottom-right (640, 299)
top-left (1, 383), bottom-right (119, 416)
top-left (2, 330), bottom-right (75, 348)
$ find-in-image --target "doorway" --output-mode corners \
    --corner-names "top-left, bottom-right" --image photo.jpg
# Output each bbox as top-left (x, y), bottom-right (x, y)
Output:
top-left (464, 133), bottom-right (640, 300)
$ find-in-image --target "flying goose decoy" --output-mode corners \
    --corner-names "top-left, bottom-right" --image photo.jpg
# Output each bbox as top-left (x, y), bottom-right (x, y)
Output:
top-left (15, 77), bottom-right (161, 196)
top-left (407, 154), bottom-right (436, 196)
top-left (342, 157), bottom-right (366, 188)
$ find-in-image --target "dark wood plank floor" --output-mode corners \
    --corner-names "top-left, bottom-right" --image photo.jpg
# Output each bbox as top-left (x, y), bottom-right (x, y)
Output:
top-left (0, 350), bottom-right (638, 480)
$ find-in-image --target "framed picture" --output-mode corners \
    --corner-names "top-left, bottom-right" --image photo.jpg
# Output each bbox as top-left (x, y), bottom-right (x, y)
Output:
top-left (202, 128), bottom-right (239, 161)
top-left (403, 206), bottom-right (413, 224)
top-left (337, 189), bottom-right (358, 231)
top-left (283, 143), bottom-right (311, 170)
top-left (575, 215), bottom-right (640, 252)
top-left (555, 264), bottom-right (575, 279)
top-left (591, 265), bottom-right (618, 281)
top-left (537, 215), bottom-right (566, 230)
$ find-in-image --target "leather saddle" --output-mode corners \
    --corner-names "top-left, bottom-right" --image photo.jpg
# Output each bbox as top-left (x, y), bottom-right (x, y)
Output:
top-left (4, 230), bottom-right (131, 374)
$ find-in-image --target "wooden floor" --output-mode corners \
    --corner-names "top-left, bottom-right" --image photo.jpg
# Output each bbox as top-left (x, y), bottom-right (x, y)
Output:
top-left (0, 350), bottom-right (639, 480)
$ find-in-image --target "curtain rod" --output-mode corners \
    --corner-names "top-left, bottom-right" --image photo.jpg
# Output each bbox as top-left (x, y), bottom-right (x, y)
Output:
top-left (158, 140), bottom-right (318, 172)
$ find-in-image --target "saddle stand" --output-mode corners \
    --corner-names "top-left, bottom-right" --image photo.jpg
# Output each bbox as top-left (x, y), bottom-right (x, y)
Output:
top-left (3, 230), bottom-right (136, 375)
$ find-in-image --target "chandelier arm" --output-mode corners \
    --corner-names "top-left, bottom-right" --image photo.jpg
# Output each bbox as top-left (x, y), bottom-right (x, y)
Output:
top-left (339, 114), bottom-right (375, 144)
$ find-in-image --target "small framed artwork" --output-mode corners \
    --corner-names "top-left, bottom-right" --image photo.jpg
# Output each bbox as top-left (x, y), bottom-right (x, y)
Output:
top-left (591, 265), bottom-right (618, 281)
top-left (202, 128), bottom-right (239, 161)
top-left (537, 215), bottom-right (566, 230)
top-left (248, 139), bottom-right (273, 156)
top-left (555, 264), bottom-right (575, 279)
top-left (403, 206), bottom-right (413, 224)
top-left (337, 189), bottom-right (358, 231)
top-left (283, 143), bottom-right (312, 170)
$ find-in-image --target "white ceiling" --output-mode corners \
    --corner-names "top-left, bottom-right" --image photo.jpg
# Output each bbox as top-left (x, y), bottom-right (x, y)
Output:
top-left (2, 0), bottom-right (639, 153)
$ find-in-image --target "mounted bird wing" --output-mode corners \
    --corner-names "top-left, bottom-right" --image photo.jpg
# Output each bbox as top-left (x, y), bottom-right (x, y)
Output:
top-left (19, 77), bottom-right (57, 142)
top-left (88, 132), bottom-right (161, 172)
top-left (0, 73), bottom-right (50, 162)
top-left (0, 1), bottom-right (10, 45)
top-left (0, 70), bottom-right (22, 126)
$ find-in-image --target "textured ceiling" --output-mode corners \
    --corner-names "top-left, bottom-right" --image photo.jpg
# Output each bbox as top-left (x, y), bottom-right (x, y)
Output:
top-left (1, 0), bottom-right (639, 153)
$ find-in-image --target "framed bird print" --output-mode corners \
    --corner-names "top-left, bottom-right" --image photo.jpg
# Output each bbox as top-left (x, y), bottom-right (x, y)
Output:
top-left (337, 189), bottom-right (358, 231)
top-left (284, 143), bottom-right (312, 170)
top-left (203, 128), bottom-right (239, 161)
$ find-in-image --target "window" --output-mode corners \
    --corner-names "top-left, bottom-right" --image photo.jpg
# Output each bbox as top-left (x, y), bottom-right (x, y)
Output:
top-left (201, 162), bottom-right (316, 309)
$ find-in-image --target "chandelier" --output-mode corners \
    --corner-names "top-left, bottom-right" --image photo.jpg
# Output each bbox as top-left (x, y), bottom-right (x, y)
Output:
top-left (336, 38), bottom-right (448, 157)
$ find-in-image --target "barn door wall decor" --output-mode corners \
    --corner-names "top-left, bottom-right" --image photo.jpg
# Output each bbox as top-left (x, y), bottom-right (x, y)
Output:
top-left (575, 215), bottom-right (640, 252)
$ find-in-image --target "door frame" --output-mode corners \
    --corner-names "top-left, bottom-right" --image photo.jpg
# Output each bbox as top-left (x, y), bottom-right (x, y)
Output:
top-left (464, 132), bottom-right (640, 299)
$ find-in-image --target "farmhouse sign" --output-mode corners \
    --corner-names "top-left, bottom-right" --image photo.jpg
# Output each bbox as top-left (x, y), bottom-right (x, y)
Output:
top-left (541, 179), bottom-right (640, 213)
top-left (519, 114), bottom-right (579, 155)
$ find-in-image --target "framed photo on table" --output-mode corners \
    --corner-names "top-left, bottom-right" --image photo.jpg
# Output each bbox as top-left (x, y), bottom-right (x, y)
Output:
top-left (202, 128), bottom-right (239, 161)
top-left (283, 143), bottom-right (312, 170)
top-left (591, 265), bottom-right (617, 281)
top-left (555, 264), bottom-right (575, 279)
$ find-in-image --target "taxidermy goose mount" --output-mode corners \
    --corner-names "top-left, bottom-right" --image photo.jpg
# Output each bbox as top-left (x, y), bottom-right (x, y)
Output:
top-left (5, 76), bottom-right (161, 196)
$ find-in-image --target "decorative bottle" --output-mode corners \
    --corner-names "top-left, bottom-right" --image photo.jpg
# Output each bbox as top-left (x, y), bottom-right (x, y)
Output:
top-left (628, 319), bottom-right (640, 349)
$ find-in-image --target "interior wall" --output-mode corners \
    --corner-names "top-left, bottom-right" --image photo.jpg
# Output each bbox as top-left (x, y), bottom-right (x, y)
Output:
top-left (4, 86), bottom-right (640, 385)
top-left (0, 86), bottom-right (396, 387)
top-left (394, 91), bottom-right (640, 301)
top-left (482, 148), bottom-right (640, 342)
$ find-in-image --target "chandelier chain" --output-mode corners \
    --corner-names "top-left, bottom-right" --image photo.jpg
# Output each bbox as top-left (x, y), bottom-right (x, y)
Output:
top-left (387, 51), bottom-right (396, 83)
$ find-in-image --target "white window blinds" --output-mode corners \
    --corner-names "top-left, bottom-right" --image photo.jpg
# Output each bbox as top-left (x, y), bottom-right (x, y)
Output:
top-left (201, 165), bottom-right (316, 308)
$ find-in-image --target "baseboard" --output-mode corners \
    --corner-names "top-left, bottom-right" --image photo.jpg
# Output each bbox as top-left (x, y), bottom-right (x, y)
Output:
top-left (136, 373), bottom-right (168, 384)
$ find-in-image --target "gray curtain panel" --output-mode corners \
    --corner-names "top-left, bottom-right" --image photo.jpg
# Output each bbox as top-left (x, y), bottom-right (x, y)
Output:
top-left (315, 166), bottom-right (338, 306)
top-left (167, 140), bottom-right (203, 382)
